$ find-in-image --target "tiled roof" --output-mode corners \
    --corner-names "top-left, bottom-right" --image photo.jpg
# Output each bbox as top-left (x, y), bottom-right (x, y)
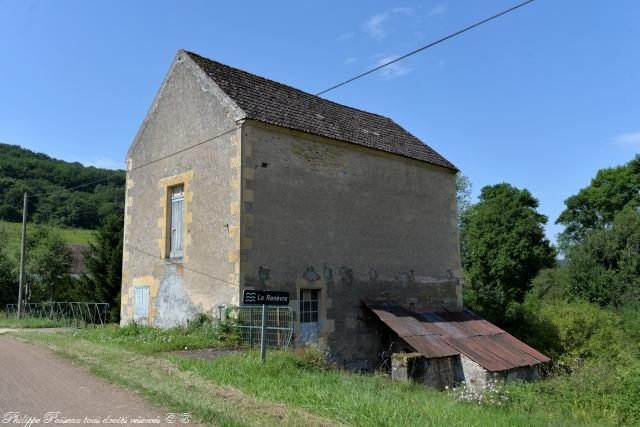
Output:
top-left (363, 300), bottom-right (550, 372)
top-left (185, 51), bottom-right (457, 171)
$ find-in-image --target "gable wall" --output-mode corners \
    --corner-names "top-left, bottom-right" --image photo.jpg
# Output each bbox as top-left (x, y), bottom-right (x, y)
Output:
top-left (121, 53), bottom-right (242, 327)
top-left (239, 121), bottom-right (462, 366)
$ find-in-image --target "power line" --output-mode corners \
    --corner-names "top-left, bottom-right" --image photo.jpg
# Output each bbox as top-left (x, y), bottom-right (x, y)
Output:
top-left (315, 0), bottom-right (536, 96)
top-left (125, 243), bottom-right (236, 286)
top-left (28, 175), bottom-right (122, 199)
top-left (28, 126), bottom-right (240, 199)
top-left (13, 1), bottom-right (537, 312)
top-left (26, 1), bottom-right (535, 198)
top-left (128, 126), bottom-right (239, 172)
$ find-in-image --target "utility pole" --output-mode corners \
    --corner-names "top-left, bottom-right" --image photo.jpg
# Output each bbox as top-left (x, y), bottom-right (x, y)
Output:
top-left (17, 192), bottom-right (27, 319)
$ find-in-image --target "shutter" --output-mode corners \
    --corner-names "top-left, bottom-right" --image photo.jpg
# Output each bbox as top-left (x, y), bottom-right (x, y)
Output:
top-left (170, 185), bottom-right (184, 258)
top-left (174, 198), bottom-right (183, 253)
top-left (134, 287), bottom-right (149, 323)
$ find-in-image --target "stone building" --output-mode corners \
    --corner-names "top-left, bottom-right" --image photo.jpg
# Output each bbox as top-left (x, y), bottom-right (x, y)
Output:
top-left (121, 50), bottom-right (547, 373)
top-left (366, 301), bottom-right (550, 388)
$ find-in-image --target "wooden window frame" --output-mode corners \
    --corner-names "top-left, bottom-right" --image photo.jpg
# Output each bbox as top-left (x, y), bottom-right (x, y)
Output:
top-left (299, 289), bottom-right (320, 324)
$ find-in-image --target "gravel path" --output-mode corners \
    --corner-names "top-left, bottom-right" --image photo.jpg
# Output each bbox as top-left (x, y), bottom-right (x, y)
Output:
top-left (0, 335), bottom-right (190, 426)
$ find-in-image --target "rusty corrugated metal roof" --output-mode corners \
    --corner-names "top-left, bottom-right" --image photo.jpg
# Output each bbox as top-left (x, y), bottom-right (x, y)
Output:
top-left (403, 335), bottom-right (459, 358)
top-left (363, 300), bottom-right (550, 372)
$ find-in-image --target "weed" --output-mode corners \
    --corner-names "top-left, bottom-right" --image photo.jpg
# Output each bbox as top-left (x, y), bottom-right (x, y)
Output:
top-left (295, 339), bottom-right (331, 370)
top-left (448, 376), bottom-right (509, 406)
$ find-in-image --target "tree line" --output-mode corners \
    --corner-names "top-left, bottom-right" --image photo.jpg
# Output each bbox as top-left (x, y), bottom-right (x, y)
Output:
top-left (0, 217), bottom-right (123, 321)
top-left (0, 143), bottom-right (125, 228)
top-left (458, 156), bottom-right (640, 422)
top-left (460, 154), bottom-right (640, 325)
top-left (0, 142), bottom-right (125, 320)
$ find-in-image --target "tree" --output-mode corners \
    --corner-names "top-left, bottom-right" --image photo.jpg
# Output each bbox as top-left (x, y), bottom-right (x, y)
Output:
top-left (557, 155), bottom-right (640, 248)
top-left (455, 173), bottom-right (472, 229)
top-left (461, 183), bottom-right (556, 322)
top-left (566, 207), bottom-right (640, 307)
top-left (0, 226), bottom-right (18, 309)
top-left (527, 266), bottom-right (571, 304)
top-left (79, 214), bottom-right (123, 321)
top-left (0, 142), bottom-right (125, 229)
top-left (26, 227), bottom-right (73, 301)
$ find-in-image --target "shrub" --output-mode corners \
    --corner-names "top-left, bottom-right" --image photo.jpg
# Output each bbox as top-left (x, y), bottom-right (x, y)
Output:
top-left (536, 302), bottom-right (627, 365)
top-left (187, 311), bottom-right (215, 329)
top-left (528, 267), bottom-right (571, 303)
top-left (295, 339), bottom-right (330, 370)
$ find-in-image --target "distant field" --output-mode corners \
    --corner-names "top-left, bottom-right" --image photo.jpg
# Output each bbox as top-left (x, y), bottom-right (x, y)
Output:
top-left (0, 221), bottom-right (94, 259)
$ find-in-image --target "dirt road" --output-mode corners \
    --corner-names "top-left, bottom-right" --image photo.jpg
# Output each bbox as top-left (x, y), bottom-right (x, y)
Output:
top-left (0, 335), bottom-right (188, 426)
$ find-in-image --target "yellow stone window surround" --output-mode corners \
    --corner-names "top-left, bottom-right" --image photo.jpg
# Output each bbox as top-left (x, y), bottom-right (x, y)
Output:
top-left (158, 171), bottom-right (194, 262)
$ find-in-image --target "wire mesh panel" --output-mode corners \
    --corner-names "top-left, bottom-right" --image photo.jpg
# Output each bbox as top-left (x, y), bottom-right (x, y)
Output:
top-left (224, 306), bottom-right (294, 349)
top-left (5, 302), bottom-right (110, 326)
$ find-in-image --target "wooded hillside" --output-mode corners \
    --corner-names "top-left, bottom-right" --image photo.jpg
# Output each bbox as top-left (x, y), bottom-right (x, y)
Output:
top-left (0, 143), bottom-right (125, 228)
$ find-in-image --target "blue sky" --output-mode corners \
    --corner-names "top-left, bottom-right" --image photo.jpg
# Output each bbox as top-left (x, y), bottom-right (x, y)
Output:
top-left (1, 0), bottom-right (638, 244)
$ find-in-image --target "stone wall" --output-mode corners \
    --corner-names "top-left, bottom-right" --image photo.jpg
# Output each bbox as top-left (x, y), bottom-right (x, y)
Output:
top-left (239, 121), bottom-right (462, 366)
top-left (121, 52), bottom-right (242, 327)
top-left (391, 353), bottom-right (457, 390)
top-left (121, 52), bottom-right (462, 369)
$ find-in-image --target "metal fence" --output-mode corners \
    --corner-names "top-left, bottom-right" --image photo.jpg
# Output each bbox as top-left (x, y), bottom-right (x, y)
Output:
top-left (222, 306), bottom-right (294, 349)
top-left (5, 302), bottom-right (110, 326)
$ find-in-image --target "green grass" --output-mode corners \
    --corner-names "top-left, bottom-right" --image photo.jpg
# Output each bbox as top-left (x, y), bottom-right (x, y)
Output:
top-left (19, 331), bottom-right (337, 427)
top-left (70, 321), bottom-right (238, 354)
top-left (14, 324), bottom-right (620, 427)
top-left (0, 220), bottom-right (94, 254)
top-left (0, 314), bottom-right (68, 328)
top-left (507, 359), bottom-right (640, 426)
top-left (172, 350), bottom-right (570, 427)
top-left (11, 307), bottom-right (639, 426)
top-left (504, 304), bottom-right (640, 426)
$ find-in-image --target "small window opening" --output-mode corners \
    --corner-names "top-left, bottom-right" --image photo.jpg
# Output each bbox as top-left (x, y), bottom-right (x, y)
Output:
top-left (300, 289), bottom-right (319, 323)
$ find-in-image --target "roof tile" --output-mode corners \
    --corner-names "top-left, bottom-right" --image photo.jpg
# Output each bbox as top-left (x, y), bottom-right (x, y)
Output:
top-left (185, 51), bottom-right (457, 171)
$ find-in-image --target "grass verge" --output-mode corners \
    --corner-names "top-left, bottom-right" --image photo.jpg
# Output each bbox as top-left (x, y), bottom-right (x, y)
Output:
top-left (68, 316), bottom-right (240, 354)
top-left (18, 331), bottom-right (338, 427)
top-left (171, 350), bottom-right (596, 427)
top-left (0, 312), bottom-right (68, 328)
top-left (14, 326), bottom-right (612, 427)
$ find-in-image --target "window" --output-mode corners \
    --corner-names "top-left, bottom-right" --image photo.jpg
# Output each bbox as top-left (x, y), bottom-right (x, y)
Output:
top-left (299, 289), bottom-right (320, 345)
top-left (299, 289), bottom-right (319, 323)
top-left (169, 185), bottom-right (184, 259)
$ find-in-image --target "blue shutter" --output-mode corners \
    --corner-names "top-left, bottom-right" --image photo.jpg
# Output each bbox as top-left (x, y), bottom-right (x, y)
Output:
top-left (134, 287), bottom-right (149, 323)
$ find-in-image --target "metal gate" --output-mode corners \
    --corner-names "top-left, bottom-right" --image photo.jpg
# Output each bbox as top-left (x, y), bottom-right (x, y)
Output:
top-left (222, 306), bottom-right (294, 349)
top-left (5, 302), bottom-right (110, 326)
